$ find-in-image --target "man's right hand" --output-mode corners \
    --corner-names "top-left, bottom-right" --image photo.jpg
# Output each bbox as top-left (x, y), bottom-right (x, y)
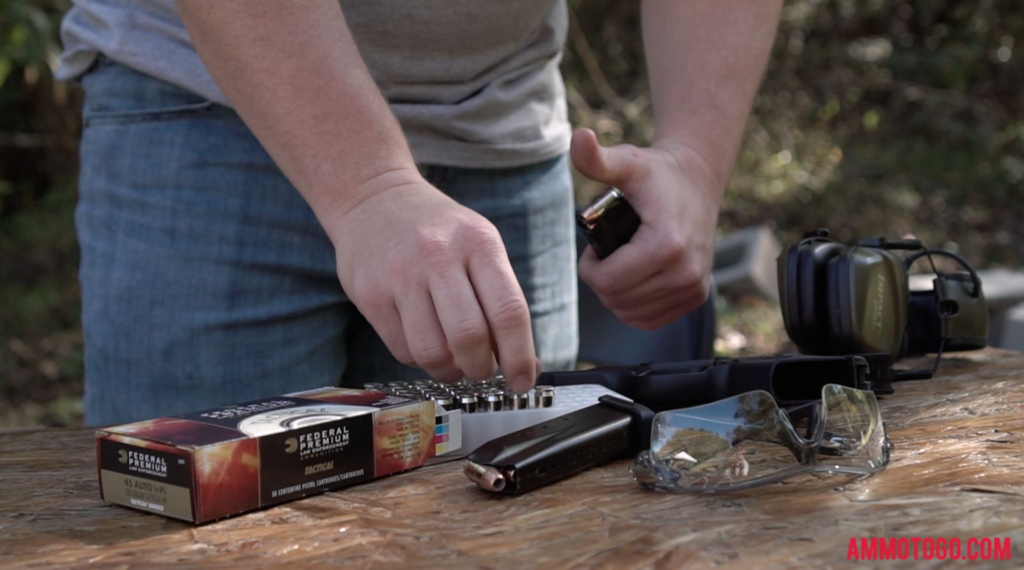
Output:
top-left (325, 170), bottom-right (539, 393)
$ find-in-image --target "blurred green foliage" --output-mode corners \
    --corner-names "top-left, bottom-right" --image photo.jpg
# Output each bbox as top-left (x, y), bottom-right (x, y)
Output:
top-left (2, 0), bottom-right (1023, 426)
top-left (1, 0), bottom-right (82, 427)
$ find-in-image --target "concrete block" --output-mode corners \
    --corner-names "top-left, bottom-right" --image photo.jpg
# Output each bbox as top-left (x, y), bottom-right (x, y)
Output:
top-left (712, 225), bottom-right (782, 302)
top-left (1001, 302), bottom-right (1024, 353)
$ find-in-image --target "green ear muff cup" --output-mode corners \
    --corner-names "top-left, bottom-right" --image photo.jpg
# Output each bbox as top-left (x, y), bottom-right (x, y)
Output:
top-left (906, 274), bottom-right (989, 354)
top-left (903, 250), bottom-right (990, 355)
top-left (825, 247), bottom-right (907, 359)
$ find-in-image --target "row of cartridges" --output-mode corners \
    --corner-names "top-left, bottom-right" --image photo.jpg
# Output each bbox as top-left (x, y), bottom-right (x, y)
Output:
top-left (364, 377), bottom-right (556, 413)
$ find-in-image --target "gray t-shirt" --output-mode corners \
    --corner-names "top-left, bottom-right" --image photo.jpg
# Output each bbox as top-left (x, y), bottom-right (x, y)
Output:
top-left (57, 0), bottom-right (571, 168)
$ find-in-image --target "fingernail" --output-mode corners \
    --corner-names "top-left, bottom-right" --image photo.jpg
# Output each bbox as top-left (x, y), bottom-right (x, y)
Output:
top-left (511, 374), bottom-right (535, 394)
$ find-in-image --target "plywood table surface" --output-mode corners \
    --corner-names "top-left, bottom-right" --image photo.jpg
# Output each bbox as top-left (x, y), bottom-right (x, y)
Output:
top-left (3, 349), bottom-right (1024, 569)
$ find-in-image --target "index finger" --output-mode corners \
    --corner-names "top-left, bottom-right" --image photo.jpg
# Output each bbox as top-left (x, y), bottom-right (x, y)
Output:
top-left (580, 225), bottom-right (664, 296)
top-left (466, 251), bottom-right (537, 394)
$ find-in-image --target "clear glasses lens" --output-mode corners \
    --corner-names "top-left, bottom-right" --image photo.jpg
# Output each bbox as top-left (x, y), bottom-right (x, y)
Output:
top-left (818, 384), bottom-right (890, 470)
top-left (630, 384), bottom-right (890, 493)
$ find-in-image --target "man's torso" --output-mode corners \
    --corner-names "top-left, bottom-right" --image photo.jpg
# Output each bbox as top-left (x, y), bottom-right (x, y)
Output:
top-left (58, 0), bottom-right (571, 168)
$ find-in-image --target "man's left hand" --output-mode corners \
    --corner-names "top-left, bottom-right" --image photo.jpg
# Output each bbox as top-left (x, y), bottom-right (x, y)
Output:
top-left (571, 127), bottom-right (723, 330)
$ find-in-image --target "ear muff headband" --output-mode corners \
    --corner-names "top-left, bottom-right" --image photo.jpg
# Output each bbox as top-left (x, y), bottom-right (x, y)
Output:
top-left (904, 248), bottom-right (982, 298)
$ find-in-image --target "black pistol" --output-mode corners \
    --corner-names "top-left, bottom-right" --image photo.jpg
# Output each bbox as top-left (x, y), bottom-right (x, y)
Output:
top-left (536, 353), bottom-right (894, 413)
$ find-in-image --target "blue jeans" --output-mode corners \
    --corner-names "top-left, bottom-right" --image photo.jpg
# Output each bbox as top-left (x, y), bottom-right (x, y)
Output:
top-left (77, 59), bottom-right (578, 425)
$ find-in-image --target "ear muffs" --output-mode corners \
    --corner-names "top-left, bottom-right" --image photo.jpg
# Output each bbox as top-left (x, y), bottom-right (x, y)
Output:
top-left (904, 249), bottom-right (989, 354)
top-left (779, 230), bottom-right (920, 360)
top-left (779, 230), bottom-right (989, 381)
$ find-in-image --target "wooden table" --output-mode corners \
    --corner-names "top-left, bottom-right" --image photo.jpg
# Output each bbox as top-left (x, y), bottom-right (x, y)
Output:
top-left (3, 349), bottom-right (1024, 569)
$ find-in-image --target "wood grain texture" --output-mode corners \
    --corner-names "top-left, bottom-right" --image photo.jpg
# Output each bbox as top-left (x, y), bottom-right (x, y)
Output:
top-left (2, 349), bottom-right (1024, 569)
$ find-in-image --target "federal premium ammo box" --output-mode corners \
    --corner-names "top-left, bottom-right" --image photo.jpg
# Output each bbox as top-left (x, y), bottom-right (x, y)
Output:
top-left (95, 387), bottom-right (461, 523)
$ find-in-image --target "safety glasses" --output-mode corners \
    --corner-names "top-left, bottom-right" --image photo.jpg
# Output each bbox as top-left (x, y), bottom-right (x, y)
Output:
top-left (630, 384), bottom-right (891, 492)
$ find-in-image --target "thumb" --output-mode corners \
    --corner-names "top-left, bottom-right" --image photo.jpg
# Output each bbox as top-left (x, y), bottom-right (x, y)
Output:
top-left (570, 128), bottom-right (637, 187)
